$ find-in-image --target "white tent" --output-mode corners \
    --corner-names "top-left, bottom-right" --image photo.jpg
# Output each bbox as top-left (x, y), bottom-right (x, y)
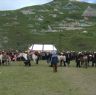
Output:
top-left (28, 44), bottom-right (57, 52)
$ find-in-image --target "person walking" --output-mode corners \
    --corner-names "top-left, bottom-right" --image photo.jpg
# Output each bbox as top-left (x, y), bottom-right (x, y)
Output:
top-left (51, 51), bottom-right (58, 72)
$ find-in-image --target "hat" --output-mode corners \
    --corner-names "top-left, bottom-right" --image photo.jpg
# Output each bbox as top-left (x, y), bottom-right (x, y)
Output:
top-left (51, 51), bottom-right (56, 55)
top-left (78, 52), bottom-right (82, 54)
top-left (25, 51), bottom-right (28, 53)
top-left (60, 52), bottom-right (63, 55)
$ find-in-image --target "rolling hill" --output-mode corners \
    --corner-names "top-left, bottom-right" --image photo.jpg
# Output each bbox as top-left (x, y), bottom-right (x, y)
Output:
top-left (0, 0), bottom-right (96, 51)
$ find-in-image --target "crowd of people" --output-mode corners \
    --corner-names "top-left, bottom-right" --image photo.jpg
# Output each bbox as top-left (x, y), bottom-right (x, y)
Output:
top-left (0, 50), bottom-right (96, 72)
top-left (45, 51), bottom-right (96, 72)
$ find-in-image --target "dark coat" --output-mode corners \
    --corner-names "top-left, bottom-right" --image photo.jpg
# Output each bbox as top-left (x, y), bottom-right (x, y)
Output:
top-left (51, 54), bottom-right (58, 65)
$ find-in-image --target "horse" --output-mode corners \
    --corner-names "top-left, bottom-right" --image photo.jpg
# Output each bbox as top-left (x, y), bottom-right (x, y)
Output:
top-left (0, 52), bottom-right (11, 66)
top-left (32, 53), bottom-right (38, 64)
top-left (17, 52), bottom-right (38, 65)
top-left (80, 54), bottom-right (88, 68)
top-left (58, 54), bottom-right (66, 66)
top-left (17, 52), bottom-right (31, 66)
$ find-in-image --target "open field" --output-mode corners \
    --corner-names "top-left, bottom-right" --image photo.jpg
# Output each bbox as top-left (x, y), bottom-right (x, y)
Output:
top-left (0, 61), bottom-right (96, 95)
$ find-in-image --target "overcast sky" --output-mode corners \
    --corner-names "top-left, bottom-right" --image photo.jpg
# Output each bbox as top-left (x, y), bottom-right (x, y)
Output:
top-left (0, 0), bottom-right (96, 11)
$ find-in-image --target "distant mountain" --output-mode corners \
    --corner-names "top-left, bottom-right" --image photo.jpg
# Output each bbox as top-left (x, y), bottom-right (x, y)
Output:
top-left (0, 0), bottom-right (96, 50)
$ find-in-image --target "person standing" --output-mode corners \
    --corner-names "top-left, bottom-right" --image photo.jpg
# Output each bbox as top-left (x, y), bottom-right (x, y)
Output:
top-left (51, 51), bottom-right (58, 72)
top-left (59, 52), bottom-right (66, 67)
top-left (75, 52), bottom-right (81, 68)
top-left (0, 52), bottom-right (3, 65)
top-left (46, 52), bottom-right (52, 64)
top-left (92, 52), bottom-right (96, 67)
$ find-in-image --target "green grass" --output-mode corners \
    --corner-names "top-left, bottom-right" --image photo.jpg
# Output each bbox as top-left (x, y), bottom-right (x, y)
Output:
top-left (0, 61), bottom-right (96, 95)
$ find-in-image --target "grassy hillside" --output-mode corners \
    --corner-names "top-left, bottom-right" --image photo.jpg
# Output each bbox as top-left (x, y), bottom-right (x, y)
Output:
top-left (0, 0), bottom-right (96, 51)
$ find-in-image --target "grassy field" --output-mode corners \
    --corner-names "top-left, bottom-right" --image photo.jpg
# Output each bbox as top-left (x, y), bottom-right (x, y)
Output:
top-left (0, 61), bottom-right (96, 95)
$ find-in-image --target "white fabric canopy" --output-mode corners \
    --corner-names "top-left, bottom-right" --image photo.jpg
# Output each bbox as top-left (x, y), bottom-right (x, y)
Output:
top-left (29, 44), bottom-right (57, 52)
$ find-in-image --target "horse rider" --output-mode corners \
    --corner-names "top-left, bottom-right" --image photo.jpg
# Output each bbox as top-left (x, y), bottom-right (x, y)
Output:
top-left (22, 51), bottom-right (31, 66)
top-left (34, 51), bottom-right (40, 64)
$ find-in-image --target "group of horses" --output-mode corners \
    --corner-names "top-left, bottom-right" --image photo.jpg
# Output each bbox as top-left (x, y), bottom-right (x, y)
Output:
top-left (0, 51), bottom-right (96, 68)
top-left (76, 53), bottom-right (89, 68)
top-left (0, 52), bottom-right (11, 66)
top-left (17, 52), bottom-right (39, 64)
top-left (0, 51), bottom-right (39, 66)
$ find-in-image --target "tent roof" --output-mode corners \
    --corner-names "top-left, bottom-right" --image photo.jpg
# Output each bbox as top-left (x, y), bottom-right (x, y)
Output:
top-left (29, 44), bottom-right (57, 51)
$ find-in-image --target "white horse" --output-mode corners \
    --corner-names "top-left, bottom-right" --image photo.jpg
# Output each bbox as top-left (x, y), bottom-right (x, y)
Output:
top-left (0, 53), bottom-right (11, 65)
top-left (32, 53), bottom-right (38, 63)
top-left (58, 54), bottom-right (66, 66)
top-left (17, 52), bottom-right (38, 64)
